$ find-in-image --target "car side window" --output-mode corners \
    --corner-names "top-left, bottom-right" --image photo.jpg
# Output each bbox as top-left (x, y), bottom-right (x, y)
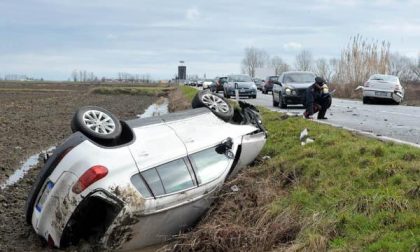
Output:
top-left (130, 174), bottom-right (153, 198)
top-left (142, 168), bottom-right (165, 196)
top-left (190, 147), bottom-right (231, 184)
top-left (156, 159), bottom-right (194, 194)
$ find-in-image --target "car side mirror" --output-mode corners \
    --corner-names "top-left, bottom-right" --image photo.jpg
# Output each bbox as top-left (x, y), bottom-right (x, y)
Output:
top-left (216, 137), bottom-right (234, 158)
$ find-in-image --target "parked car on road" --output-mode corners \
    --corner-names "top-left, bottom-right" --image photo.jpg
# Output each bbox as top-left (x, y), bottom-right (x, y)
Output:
top-left (202, 79), bottom-right (214, 90)
top-left (211, 76), bottom-right (228, 93)
top-left (272, 71), bottom-right (316, 108)
top-left (262, 76), bottom-right (279, 94)
top-left (25, 91), bottom-right (266, 251)
top-left (360, 74), bottom-right (404, 104)
top-left (223, 74), bottom-right (257, 99)
top-left (253, 78), bottom-right (264, 91)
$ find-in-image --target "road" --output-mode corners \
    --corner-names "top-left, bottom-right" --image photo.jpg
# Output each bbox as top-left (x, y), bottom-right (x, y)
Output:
top-left (238, 90), bottom-right (420, 145)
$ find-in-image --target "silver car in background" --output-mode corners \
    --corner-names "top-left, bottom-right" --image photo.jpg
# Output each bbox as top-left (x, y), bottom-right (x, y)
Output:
top-left (223, 74), bottom-right (257, 99)
top-left (361, 74), bottom-right (404, 104)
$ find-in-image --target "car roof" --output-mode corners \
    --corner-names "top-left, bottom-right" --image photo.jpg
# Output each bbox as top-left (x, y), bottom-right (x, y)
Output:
top-left (282, 71), bottom-right (315, 75)
top-left (127, 108), bottom-right (257, 171)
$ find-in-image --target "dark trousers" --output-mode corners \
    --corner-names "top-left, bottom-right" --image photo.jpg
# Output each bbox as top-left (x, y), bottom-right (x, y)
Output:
top-left (316, 95), bottom-right (331, 119)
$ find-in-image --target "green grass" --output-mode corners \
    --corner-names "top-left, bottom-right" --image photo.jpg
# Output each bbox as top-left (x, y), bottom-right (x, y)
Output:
top-left (260, 109), bottom-right (420, 251)
top-left (179, 85), bottom-right (198, 101)
top-left (176, 88), bottom-right (420, 251)
top-left (90, 86), bottom-right (174, 96)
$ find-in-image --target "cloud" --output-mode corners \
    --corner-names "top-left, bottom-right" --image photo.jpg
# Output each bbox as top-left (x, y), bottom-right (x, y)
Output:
top-left (186, 7), bottom-right (200, 21)
top-left (283, 42), bottom-right (303, 50)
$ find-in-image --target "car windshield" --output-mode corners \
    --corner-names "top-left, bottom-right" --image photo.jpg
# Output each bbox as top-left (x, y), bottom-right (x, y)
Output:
top-left (219, 77), bottom-right (227, 82)
top-left (269, 76), bottom-right (278, 81)
top-left (369, 74), bottom-right (398, 83)
top-left (229, 75), bottom-right (252, 82)
top-left (284, 73), bottom-right (315, 83)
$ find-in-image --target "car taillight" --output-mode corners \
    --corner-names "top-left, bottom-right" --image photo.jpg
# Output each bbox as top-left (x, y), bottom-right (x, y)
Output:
top-left (72, 165), bottom-right (108, 194)
top-left (364, 81), bottom-right (370, 87)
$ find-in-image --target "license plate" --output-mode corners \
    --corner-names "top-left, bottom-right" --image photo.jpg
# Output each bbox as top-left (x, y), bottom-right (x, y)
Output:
top-left (240, 89), bottom-right (246, 92)
top-left (36, 181), bottom-right (54, 212)
top-left (375, 91), bottom-right (388, 97)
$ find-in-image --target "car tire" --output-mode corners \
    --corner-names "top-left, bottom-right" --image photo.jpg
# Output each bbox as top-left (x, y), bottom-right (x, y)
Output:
top-left (363, 97), bottom-right (369, 104)
top-left (272, 94), bottom-right (279, 107)
top-left (192, 91), bottom-right (234, 122)
top-left (253, 95), bottom-right (257, 99)
top-left (71, 106), bottom-right (122, 141)
top-left (279, 95), bottom-right (287, 108)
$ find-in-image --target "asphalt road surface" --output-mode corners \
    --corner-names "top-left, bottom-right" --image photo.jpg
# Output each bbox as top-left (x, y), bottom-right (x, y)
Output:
top-left (237, 90), bottom-right (420, 145)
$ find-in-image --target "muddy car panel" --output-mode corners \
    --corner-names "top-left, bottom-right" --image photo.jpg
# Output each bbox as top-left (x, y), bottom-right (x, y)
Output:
top-left (104, 178), bottom-right (223, 250)
top-left (30, 140), bottom-right (139, 247)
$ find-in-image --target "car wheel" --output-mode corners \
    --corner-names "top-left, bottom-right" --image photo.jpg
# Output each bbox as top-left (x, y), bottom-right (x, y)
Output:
top-left (192, 91), bottom-right (234, 122)
top-left (71, 106), bottom-right (122, 141)
top-left (272, 94), bottom-right (279, 107)
top-left (253, 95), bottom-right (257, 99)
top-left (279, 95), bottom-right (287, 108)
top-left (362, 97), bottom-right (369, 104)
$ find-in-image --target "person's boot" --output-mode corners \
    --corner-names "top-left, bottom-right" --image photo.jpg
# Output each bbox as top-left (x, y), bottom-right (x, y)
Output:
top-left (317, 108), bottom-right (327, 119)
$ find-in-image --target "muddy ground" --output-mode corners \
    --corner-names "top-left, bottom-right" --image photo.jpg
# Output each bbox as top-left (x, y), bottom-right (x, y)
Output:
top-left (0, 82), bottom-right (159, 251)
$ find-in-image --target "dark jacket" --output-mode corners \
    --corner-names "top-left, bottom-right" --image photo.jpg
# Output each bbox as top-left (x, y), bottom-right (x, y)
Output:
top-left (304, 83), bottom-right (322, 115)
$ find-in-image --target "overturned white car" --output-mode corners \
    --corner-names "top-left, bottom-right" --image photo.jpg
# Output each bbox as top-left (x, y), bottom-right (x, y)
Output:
top-left (25, 91), bottom-right (266, 250)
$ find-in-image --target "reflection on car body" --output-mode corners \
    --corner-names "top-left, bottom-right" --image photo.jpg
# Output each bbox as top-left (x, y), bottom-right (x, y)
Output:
top-left (25, 91), bottom-right (266, 250)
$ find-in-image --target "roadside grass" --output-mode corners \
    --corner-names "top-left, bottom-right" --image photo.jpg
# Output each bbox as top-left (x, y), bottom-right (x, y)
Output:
top-left (260, 110), bottom-right (420, 251)
top-left (90, 86), bottom-right (174, 96)
top-left (167, 86), bottom-right (198, 112)
top-left (170, 87), bottom-right (420, 251)
top-left (179, 85), bottom-right (199, 101)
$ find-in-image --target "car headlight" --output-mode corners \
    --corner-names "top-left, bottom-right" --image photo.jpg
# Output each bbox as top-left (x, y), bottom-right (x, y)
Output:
top-left (285, 88), bottom-right (292, 95)
top-left (251, 84), bottom-right (257, 89)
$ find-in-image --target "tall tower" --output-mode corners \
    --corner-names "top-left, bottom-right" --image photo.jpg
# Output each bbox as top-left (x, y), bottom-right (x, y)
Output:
top-left (178, 61), bottom-right (187, 81)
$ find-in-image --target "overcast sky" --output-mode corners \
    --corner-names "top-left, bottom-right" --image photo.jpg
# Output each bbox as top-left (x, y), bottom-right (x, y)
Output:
top-left (0, 0), bottom-right (419, 80)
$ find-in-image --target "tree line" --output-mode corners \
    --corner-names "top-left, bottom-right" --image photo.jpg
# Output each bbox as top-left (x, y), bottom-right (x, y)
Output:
top-left (70, 70), bottom-right (152, 83)
top-left (241, 34), bottom-right (420, 86)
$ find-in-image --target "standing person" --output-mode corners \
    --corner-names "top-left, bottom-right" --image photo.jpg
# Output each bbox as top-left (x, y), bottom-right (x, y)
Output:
top-left (303, 77), bottom-right (330, 120)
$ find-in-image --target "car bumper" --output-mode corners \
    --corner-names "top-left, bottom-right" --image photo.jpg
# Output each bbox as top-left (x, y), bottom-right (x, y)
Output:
top-left (31, 171), bottom-right (79, 247)
top-left (363, 89), bottom-right (403, 103)
top-left (226, 89), bottom-right (257, 96)
top-left (282, 95), bottom-right (304, 104)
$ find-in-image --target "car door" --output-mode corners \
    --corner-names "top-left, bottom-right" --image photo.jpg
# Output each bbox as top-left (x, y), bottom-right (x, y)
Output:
top-left (273, 74), bottom-right (283, 101)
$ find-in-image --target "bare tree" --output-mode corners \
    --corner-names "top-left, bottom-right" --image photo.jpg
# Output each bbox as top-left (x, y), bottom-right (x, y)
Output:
top-left (71, 70), bottom-right (78, 82)
top-left (271, 56), bottom-right (290, 75)
top-left (314, 58), bottom-right (333, 81)
top-left (336, 34), bottom-right (390, 86)
top-left (295, 50), bottom-right (313, 71)
top-left (241, 47), bottom-right (269, 77)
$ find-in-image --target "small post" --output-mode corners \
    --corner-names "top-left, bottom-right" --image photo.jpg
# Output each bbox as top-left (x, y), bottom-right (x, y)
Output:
top-left (235, 83), bottom-right (239, 101)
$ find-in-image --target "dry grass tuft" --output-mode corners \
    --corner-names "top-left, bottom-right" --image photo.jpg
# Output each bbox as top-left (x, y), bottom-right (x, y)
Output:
top-left (167, 87), bottom-right (192, 112)
top-left (162, 164), bottom-right (302, 252)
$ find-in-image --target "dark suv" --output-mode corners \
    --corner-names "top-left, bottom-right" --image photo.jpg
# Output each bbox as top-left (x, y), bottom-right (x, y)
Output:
top-left (211, 76), bottom-right (227, 93)
top-left (262, 76), bottom-right (279, 94)
top-left (272, 71), bottom-right (316, 108)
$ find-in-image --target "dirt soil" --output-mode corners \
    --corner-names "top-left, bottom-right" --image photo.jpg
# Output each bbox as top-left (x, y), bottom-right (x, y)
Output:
top-left (0, 82), bottom-right (159, 251)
